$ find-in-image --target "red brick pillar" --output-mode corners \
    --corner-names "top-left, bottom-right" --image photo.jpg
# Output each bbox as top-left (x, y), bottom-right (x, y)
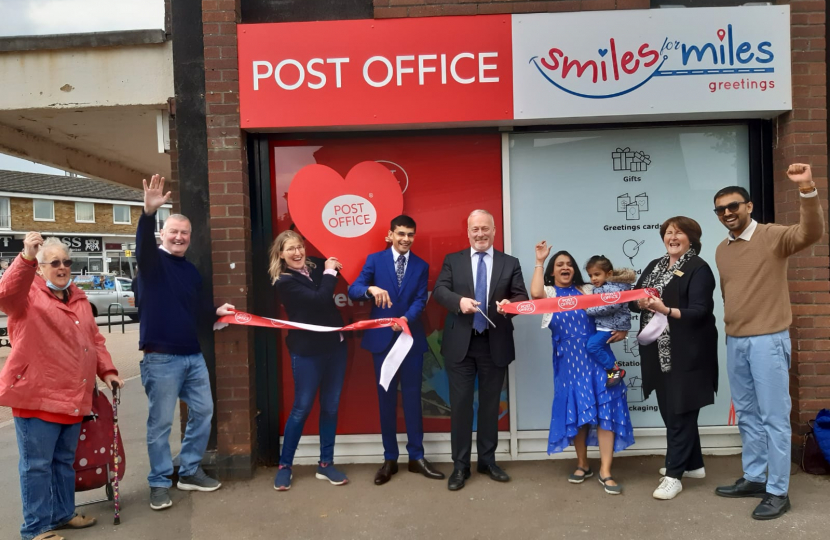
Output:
top-left (202, 0), bottom-right (257, 476)
top-left (774, 0), bottom-right (829, 447)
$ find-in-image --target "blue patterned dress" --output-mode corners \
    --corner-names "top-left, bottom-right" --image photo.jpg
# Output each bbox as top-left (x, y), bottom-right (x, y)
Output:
top-left (547, 286), bottom-right (635, 454)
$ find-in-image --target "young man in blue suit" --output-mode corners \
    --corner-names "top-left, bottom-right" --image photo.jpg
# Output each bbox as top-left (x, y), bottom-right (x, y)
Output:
top-left (349, 215), bottom-right (445, 485)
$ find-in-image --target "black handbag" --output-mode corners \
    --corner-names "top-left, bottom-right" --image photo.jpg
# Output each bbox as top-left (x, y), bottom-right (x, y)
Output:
top-left (801, 419), bottom-right (830, 475)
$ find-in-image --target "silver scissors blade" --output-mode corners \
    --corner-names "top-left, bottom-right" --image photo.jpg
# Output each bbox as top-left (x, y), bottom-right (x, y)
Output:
top-left (476, 306), bottom-right (497, 328)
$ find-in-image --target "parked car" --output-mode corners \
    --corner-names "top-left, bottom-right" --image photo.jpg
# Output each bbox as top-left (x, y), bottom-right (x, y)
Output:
top-left (73, 274), bottom-right (138, 320)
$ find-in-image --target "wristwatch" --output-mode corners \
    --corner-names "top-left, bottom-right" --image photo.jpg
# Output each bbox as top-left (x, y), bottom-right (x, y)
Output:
top-left (799, 181), bottom-right (817, 194)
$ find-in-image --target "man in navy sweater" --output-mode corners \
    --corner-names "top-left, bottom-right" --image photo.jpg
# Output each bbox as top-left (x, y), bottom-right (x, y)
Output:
top-left (137, 174), bottom-right (234, 511)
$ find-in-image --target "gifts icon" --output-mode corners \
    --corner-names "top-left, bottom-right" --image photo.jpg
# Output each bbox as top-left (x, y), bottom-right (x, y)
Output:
top-left (631, 151), bottom-right (651, 172)
top-left (612, 147), bottom-right (651, 172)
top-left (617, 192), bottom-right (649, 220)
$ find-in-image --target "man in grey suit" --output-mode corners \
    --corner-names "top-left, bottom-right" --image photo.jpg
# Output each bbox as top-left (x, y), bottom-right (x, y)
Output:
top-left (433, 209), bottom-right (528, 491)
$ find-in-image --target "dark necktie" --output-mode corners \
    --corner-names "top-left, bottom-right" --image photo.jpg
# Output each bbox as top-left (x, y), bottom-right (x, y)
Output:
top-left (396, 254), bottom-right (406, 287)
top-left (473, 252), bottom-right (487, 333)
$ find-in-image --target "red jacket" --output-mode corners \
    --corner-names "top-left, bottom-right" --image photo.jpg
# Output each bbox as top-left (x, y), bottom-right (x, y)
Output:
top-left (0, 254), bottom-right (117, 417)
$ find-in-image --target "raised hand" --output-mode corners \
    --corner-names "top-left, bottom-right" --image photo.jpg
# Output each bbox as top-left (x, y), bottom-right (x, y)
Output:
top-left (143, 174), bottom-right (172, 214)
top-left (786, 163), bottom-right (813, 185)
top-left (22, 231), bottom-right (43, 260)
top-left (535, 240), bottom-right (551, 264)
top-left (324, 257), bottom-right (342, 271)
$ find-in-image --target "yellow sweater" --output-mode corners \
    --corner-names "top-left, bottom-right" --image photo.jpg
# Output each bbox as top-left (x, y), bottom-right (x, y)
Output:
top-left (715, 194), bottom-right (825, 337)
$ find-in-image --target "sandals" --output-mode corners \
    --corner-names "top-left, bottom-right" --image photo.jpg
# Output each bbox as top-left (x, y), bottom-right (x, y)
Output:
top-left (33, 532), bottom-right (65, 540)
top-left (56, 514), bottom-right (97, 530)
top-left (568, 466), bottom-right (594, 484)
top-left (599, 475), bottom-right (623, 495)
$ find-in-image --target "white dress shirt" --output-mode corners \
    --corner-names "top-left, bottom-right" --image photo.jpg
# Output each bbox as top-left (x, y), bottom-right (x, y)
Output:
top-left (391, 246), bottom-right (410, 279)
top-left (727, 219), bottom-right (758, 244)
top-left (470, 246), bottom-right (494, 296)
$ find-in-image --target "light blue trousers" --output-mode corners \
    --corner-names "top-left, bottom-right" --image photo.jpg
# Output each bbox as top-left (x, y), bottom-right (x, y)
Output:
top-left (726, 330), bottom-right (791, 496)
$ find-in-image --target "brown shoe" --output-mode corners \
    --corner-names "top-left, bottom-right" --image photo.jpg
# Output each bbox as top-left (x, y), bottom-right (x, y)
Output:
top-left (56, 514), bottom-right (97, 529)
top-left (374, 460), bottom-right (398, 485)
top-left (408, 458), bottom-right (445, 480)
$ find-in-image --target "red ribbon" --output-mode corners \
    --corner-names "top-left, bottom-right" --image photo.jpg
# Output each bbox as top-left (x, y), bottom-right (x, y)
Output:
top-left (501, 288), bottom-right (660, 315)
top-left (215, 311), bottom-right (411, 391)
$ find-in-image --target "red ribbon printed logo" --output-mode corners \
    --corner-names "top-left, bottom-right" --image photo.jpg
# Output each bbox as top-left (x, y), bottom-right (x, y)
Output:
top-left (502, 288), bottom-right (659, 315)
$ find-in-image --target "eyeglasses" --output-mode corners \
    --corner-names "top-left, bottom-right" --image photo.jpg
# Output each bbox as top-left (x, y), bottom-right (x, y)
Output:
top-left (713, 201), bottom-right (747, 216)
top-left (39, 259), bottom-right (73, 268)
top-left (282, 246), bottom-right (304, 254)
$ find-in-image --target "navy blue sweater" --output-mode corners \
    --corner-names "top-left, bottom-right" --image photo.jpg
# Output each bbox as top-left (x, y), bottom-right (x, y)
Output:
top-left (135, 212), bottom-right (216, 355)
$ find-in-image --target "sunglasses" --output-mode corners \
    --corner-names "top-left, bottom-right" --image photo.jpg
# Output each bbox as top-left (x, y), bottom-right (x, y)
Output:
top-left (713, 201), bottom-right (748, 216)
top-left (39, 259), bottom-right (73, 268)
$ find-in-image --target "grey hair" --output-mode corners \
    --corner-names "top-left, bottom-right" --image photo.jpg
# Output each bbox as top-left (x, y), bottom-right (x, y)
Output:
top-left (162, 213), bottom-right (191, 230)
top-left (467, 209), bottom-right (494, 226)
top-left (36, 237), bottom-right (71, 263)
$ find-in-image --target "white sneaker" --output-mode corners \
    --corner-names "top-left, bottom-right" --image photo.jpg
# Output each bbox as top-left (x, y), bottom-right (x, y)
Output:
top-left (658, 466), bottom-right (705, 479)
top-left (653, 477), bottom-right (683, 500)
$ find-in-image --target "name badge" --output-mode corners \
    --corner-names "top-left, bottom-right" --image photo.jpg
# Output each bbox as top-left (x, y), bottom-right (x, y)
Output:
top-left (673, 270), bottom-right (685, 277)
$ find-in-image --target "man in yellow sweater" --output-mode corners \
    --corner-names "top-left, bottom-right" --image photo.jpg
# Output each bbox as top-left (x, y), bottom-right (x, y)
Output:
top-left (713, 163), bottom-right (825, 520)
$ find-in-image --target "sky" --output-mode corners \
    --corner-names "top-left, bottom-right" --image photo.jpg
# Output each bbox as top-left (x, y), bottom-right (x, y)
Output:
top-left (0, 0), bottom-right (165, 174)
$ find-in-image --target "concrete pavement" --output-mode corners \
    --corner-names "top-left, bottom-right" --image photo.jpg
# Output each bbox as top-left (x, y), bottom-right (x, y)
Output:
top-left (0, 329), bottom-right (828, 539)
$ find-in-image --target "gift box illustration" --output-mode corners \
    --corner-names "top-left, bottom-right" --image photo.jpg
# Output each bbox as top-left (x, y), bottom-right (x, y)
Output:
top-left (612, 147), bottom-right (651, 172)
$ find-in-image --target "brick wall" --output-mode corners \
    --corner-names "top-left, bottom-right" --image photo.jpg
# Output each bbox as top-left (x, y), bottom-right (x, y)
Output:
top-left (9, 198), bottom-right (141, 235)
top-left (374, 0), bottom-right (648, 18)
top-left (202, 0), bottom-right (258, 471)
top-left (776, 0), bottom-right (829, 442)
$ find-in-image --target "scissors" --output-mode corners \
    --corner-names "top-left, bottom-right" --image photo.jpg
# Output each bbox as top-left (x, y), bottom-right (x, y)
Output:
top-left (476, 306), bottom-right (497, 329)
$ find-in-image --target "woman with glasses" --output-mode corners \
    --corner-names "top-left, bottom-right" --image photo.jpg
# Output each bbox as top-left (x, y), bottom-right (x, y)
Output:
top-left (0, 233), bottom-right (124, 540)
top-left (630, 217), bottom-right (718, 501)
top-left (268, 230), bottom-right (349, 491)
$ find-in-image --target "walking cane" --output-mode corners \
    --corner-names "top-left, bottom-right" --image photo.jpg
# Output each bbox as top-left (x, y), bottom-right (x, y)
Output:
top-left (111, 381), bottom-right (121, 525)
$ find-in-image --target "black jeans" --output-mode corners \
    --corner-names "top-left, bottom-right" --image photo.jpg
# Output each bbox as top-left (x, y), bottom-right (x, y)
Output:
top-left (656, 382), bottom-right (704, 479)
top-left (446, 332), bottom-right (505, 470)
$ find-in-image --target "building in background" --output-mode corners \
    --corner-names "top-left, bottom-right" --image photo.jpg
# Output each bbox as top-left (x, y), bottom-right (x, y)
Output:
top-left (0, 169), bottom-right (170, 277)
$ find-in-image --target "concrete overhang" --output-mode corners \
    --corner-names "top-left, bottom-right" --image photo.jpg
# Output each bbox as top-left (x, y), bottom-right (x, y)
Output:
top-left (0, 29), bottom-right (174, 187)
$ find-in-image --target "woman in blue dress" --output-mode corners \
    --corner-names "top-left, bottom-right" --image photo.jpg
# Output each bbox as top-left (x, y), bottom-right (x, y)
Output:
top-left (531, 242), bottom-right (635, 495)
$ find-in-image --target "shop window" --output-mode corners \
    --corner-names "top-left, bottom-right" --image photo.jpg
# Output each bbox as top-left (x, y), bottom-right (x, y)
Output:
top-left (113, 205), bottom-right (131, 224)
top-left (33, 199), bottom-right (55, 221)
top-left (75, 202), bottom-right (95, 223)
top-left (508, 125), bottom-right (750, 431)
top-left (0, 197), bottom-right (10, 229)
top-left (156, 207), bottom-right (171, 232)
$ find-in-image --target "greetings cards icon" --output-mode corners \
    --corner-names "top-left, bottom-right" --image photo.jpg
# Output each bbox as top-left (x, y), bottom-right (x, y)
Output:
top-left (617, 193), bottom-right (631, 212)
top-left (617, 192), bottom-right (649, 220)
top-left (626, 203), bottom-right (640, 221)
top-left (288, 161), bottom-right (404, 284)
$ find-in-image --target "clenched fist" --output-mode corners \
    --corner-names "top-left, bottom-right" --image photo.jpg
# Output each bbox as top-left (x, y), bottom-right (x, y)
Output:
top-left (787, 163), bottom-right (813, 185)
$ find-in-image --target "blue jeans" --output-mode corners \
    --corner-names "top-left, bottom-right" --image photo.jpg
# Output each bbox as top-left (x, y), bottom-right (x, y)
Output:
top-left (373, 347), bottom-right (424, 461)
top-left (280, 342), bottom-right (348, 467)
top-left (727, 330), bottom-right (791, 496)
top-left (14, 417), bottom-right (82, 540)
top-left (586, 330), bottom-right (617, 370)
top-left (141, 352), bottom-right (214, 488)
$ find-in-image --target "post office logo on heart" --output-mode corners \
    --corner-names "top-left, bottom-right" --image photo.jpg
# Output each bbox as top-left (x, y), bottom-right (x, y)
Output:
top-left (287, 161), bottom-right (404, 284)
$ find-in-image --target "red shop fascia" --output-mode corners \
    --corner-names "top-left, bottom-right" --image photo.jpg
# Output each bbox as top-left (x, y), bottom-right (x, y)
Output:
top-left (235, 7), bottom-right (796, 464)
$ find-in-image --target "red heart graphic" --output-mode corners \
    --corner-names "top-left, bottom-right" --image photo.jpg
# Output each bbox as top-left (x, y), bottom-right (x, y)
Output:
top-left (288, 161), bottom-right (403, 284)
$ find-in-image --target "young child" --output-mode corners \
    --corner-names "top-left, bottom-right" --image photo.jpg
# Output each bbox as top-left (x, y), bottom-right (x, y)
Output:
top-left (584, 255), bottom-right (636, 388)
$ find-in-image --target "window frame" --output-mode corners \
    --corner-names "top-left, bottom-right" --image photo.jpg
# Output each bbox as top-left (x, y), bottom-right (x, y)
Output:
top-left (0, 197), bottom-right (10, 230)
top-left (112, 204), bottom-right (132, 225)
top-left (33, 199), bottom-right (55, 222)
top-left (75, 201), bottom-right (96, 223)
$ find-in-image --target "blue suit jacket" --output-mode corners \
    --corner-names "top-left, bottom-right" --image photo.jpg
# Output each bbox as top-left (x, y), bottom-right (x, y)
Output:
top-left (348, 249), bottom-right (429, 356)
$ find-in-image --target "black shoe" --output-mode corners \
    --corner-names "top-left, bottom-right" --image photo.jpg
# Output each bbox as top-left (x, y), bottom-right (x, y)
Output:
top-left (477, 462), bottom-right (510, 482)
top-left (715, 477), bottom-right (767, 498)
top-left (447, 468), bottom-right (471, 491)
top-left (374, 460), bottom-right (398, 485)
top-left (752, 493), bottom-right (791, 520)
top-left (408, 458), bottom-right (445, 480)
